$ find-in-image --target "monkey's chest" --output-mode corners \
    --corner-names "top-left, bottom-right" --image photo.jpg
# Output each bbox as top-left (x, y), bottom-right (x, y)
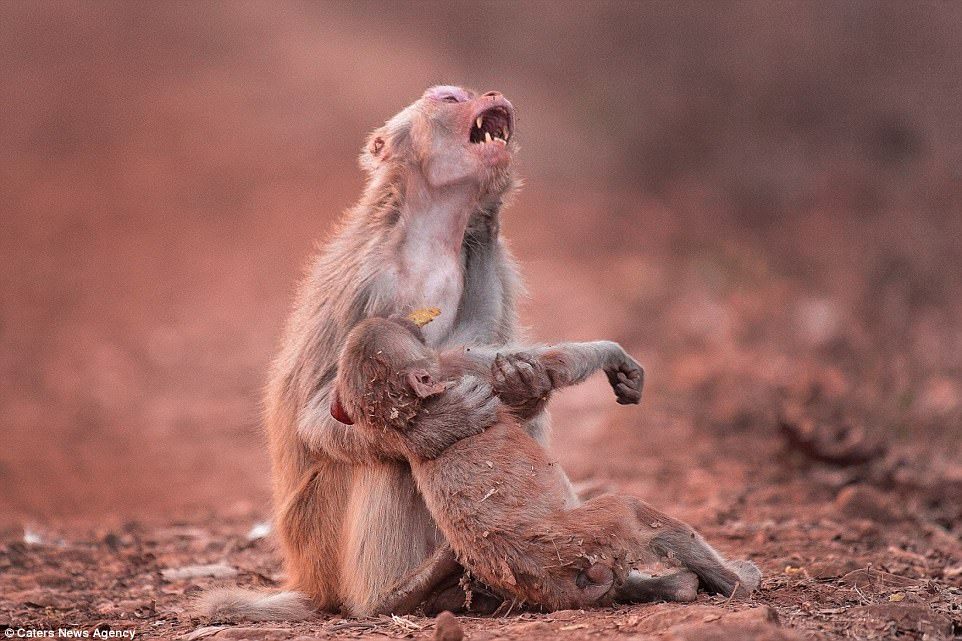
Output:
top-left (394, 254), bottom-right (464, 344)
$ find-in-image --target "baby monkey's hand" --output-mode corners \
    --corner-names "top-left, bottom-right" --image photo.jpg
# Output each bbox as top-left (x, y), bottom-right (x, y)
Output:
top-left (492, 352), bottom-right (554, 419)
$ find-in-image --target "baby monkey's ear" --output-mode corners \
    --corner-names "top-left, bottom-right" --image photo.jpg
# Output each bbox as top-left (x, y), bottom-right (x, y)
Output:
top-left (406, 368), bottom-right (446, 399)
top-left (330, 386), bottom-right (354, 425)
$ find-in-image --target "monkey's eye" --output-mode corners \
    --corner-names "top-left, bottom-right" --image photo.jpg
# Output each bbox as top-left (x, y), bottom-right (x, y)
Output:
top-left (424, 86), bottom-right (471, 103)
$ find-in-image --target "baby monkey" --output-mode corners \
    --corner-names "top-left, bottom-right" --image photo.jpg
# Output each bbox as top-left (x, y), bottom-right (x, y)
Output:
top-left (331, 314), bottom-right (761, 612)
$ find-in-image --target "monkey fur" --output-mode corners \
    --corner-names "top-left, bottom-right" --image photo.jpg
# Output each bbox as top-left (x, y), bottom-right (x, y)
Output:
top-left (196, 86), bottom-right (565, 620)
top-left (331, 316), bottom-right (761, 612)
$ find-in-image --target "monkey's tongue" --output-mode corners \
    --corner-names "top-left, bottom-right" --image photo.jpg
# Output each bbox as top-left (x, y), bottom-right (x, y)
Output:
top-left (470, 107), bottom-right (511, 144)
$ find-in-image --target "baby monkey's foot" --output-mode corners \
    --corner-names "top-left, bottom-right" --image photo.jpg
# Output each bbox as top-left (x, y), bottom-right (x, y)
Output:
top-left (616, 569), bottom-right (698, 603)
top-left (727, 559), bottom-right (762, 596)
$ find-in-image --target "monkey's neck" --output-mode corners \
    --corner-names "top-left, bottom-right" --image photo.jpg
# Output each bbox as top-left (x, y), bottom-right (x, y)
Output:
top-left (398, 174), bottom-right (480, 259)
top-left (392, 173), bottom-right (481, 343)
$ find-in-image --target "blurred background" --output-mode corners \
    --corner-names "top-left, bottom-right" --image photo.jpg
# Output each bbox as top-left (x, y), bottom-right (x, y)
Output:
top-left (2, 1), bottom-right (960, 522)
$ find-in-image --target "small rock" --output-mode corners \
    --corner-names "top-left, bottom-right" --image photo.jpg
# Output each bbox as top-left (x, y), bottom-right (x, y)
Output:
top-left (32, 571), bottom-right (72, 588)
top-left (849, 518), bottom-right (881, 539)
top-left (211, 628), bottom-right (291, 640)
top-left (834, 485), bottom-right (902, 523)
top-left (631, 605), bottom-right (726, 634)
top-left (839, 568), bottom-right (921, 589)
top-left (184, 627), bottom-right (226, 641)
top-left (504, 621), bottom-right (553, 636)
top-left (434, 610), bottom-right (463, 641)
top-left (917, 376), bottom-right (960, 414)
top-left (549, 609), bottom-right (582, 621)
top-left (780, 418), bottom-right (885, 466)
top-left (719, 606), bottom-right (779, 626)
top-left (23, 527), bottom-right (44, 545)
top-left (648, 606), bottom-right (794, 641)
top-left (850, 604), bottom-right (951, 638)
top-left (10, 590), bottom-right (61, 608)
top-left (808, 558), bottom-right (861, 579)
top-left (665, 622), bottom-right (805, 641)
top-left (161, 563), bottom-right (238, 581)
top-left (246, 522), bottom-right (272, 541)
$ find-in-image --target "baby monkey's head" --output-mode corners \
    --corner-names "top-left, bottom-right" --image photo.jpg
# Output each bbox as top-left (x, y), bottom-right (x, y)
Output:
top-left (331, 315), bottom-right (447, 430)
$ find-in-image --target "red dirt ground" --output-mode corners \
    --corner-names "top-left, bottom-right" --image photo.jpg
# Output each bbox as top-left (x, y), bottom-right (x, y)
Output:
top-left (2, 3), bottom-right (961, 640)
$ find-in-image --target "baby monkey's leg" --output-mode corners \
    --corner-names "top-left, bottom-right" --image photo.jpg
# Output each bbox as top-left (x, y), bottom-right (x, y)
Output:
top-left (626, 498), bottom-right (761, 598)
top-left (570, 494), bottom-right (759, 601)
top-left (374, 544), bottom-right (503, 616)
top-left (373, 545), bottom-right (461, 615)
top-left (556, 495), bottom-right (697, 605)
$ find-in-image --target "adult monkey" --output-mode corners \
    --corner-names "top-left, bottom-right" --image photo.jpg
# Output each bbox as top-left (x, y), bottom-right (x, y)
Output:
top-left (199, 86), bottom-right (563, 620)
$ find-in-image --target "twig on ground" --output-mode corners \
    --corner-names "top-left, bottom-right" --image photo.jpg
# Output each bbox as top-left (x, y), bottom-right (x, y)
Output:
top-left (725, 581), bottom-right (741, 606)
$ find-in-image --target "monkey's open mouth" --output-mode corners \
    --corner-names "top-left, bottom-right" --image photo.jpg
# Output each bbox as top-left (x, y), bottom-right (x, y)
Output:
top-left (470, 106), bottom-right (512, 145)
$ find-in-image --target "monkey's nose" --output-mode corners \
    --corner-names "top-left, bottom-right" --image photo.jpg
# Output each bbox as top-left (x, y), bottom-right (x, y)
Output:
top-left (484, 91), bottom-right (502, 99)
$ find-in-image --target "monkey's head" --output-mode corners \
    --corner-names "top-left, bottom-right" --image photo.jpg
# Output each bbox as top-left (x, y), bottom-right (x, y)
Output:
top-left (361, 85), bottom-right (517, 196)
top-left (331, 316), bottom-right (447, 430)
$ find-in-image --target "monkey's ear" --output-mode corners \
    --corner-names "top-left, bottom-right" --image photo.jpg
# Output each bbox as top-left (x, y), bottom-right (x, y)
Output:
top-left (360, 107), bottom-right (414, 173)
top-left (360, 127), bottom-right (393, 173)
top-left (406, 368), bottom-right (446, 399)
top-left (330, 386), bottom-right (354, 425)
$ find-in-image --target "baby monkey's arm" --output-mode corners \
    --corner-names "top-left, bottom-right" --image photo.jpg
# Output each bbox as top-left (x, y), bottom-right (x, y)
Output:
top-left (404, 375), bottom-right (501, 460)
top-left (453, 340), bottom-right (644, 412)
top-left (533, 340), bottom-right (644, 405)
top-left (395, 339), bottom-right (641, 460)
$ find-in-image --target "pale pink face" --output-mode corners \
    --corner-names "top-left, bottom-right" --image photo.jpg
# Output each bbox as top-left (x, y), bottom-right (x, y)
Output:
top-left (418, 85), bottom-right (515, 187)
top-left (367, 85), bottom-right (517, 193)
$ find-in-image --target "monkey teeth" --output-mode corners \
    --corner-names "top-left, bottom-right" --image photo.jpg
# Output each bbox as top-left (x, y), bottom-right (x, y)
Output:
top-left (469, 106), bottom-right (512, 145)
top-left (476, 131), bottom-right (508, 144)
top-left (475, 128), bottom-right (508, 144)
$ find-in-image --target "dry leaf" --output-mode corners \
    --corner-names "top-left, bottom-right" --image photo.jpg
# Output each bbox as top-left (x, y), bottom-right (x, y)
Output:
top-left (407, 307), bottom-right (441, 327)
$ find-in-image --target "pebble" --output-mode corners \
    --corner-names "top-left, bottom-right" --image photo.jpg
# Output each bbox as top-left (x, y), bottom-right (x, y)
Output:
top-left (834, 485), bottom-right (902, 523)
top-left (434, 610), bottom-right (464, 641)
